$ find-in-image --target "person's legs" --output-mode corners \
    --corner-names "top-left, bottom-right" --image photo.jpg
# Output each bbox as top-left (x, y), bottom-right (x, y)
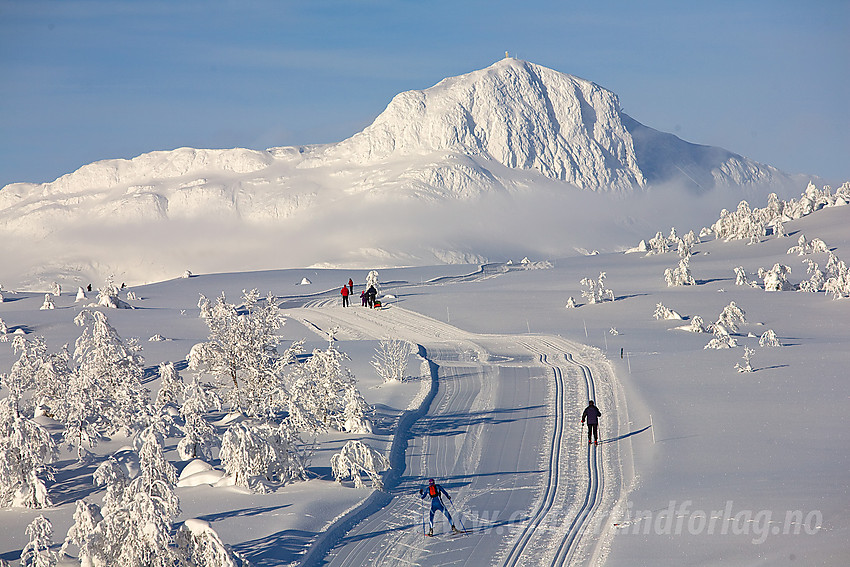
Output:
top-left (590, 424), bottom-right (598, 443)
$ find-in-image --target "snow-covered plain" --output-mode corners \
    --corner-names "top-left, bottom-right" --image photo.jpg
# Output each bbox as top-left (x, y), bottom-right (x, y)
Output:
top-left (0, 183), bottom-right (847, 566)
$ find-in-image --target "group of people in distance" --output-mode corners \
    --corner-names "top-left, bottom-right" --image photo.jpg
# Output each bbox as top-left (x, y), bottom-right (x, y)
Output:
top-left (340, 278), bottom-right (379, 308)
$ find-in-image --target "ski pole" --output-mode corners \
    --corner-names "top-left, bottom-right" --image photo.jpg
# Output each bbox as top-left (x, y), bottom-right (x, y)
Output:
top-left (448, 498), bottom-right (467, 532)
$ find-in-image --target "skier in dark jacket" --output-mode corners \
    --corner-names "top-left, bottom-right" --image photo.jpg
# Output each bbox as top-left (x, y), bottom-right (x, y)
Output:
top-left (419, 478), bottom-right (459, 536)
top-left (581, 400), bottom-right (602, 445)
top-left (366, 285), bottom-right (377, 308)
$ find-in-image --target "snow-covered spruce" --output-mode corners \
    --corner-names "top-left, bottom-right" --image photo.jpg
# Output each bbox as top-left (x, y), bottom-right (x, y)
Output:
top-left (330, 440), bottom-right (390, 490)
top-left (704, 325), bottom-right (738, 350)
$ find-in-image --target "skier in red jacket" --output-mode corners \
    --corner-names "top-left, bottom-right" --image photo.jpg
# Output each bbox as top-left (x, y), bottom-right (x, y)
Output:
top-left (340, 285), bottom-right (350, 307)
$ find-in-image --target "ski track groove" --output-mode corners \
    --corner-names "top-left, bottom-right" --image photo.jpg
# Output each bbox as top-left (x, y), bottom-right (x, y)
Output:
top-left (288, 297), bottom-right (619, 567)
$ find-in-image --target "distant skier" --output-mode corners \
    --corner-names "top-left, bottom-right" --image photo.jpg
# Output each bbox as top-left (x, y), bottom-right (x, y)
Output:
top-left (348, 278), bottom-right (354, 296)
top-left (419, 478), bottom-right (459, 536)
top-left (581, 400), bottom-right (602, 445)
top-left (366, 285), bottom-right (377, 308)
top-left (361, 290), bottom-right (367, 307)
top-left (340, 285), bottom-right (350, 307)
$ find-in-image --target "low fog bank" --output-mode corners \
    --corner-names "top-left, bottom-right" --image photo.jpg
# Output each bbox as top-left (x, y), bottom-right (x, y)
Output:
top-left (0, 180), bottom-right (800, 291)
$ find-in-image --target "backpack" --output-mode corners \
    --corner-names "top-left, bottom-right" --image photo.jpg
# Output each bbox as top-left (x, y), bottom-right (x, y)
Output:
top-left (428, 484), bottom-right (438, 497)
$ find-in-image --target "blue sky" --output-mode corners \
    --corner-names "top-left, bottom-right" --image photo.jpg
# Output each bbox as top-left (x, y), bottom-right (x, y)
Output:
top-left (1, 0), bottom-right (848, 188)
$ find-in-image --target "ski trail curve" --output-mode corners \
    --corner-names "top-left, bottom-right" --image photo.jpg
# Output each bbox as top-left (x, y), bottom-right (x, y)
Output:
top-left (287, 304), bottom-right (628, 567)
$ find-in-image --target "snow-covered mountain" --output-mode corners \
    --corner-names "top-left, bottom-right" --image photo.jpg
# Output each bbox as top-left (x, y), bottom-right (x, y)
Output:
top-left (0, 58), bottom-right (806, 289)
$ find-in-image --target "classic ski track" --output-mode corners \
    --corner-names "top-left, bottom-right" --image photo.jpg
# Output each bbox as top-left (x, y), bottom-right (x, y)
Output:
top-left (287, 303), bottom-right (620, 567)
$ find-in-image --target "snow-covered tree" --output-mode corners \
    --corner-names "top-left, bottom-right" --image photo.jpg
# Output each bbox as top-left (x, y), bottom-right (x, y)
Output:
top-left (759, 263), bottom-right (793, 291)
top-left (70, 309), bottom-right (149, 436)
top-left (21, 515), bottom-right (57, 567)
top-left (704, 325), bottom-right (738, 349)
top-left (176, 519), bottom-right (248, 567)
top-left (653, 303), bottom-right (682, 321)
top-left (716, 301), bottom-right (746, 332)
top-left (190, 290), bottom-right (296, 417)
top-left (733, 266), bottom-right (748, 286)
top-left (371, 338), bottom-right (413, 383)
top-left (646, 231), bottom-right (667, 255)
top-left (565, 296), bottom-right (577, 309)
top-left (75, 287), bottom-right (86, 302)
top-left (685, 315), bottom-right (708, 333)
top-left (154, 361), bottom-right (183, 414)
top-left (50, 282), bottom-right (61, 297)
top-left (0, 397), bottom-right (57, 508)
top-left (39, 295), bottom-right (55, 310)
top-left (82, 429), bottom-right (181, 567)
top-left (177, 376), bottom-right (221, 461)
top-left (824, 252), bottom-right (850, 298)
top-left (798, 259), bottom-right (825, 293)
top-left (759, 330), bottom-right (782, 347)
top-left (365, 270), bottom-right (380, 292)
top-left (219, 421), bottom-right (307, 491)
top-left (330, 440), bottom-right (390, 490)
top-left (664, 256), bottom-right (696, 286)
top-left (580, 272), bottom-right (614, 304)
top-left (735, 347), bottom-right (755, 373)
top-left (61, 499), bottom-right (103, 562)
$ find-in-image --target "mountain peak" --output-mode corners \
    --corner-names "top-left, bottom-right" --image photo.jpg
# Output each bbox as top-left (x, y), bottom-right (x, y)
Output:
top-left (336, 58), bottom-right (646, 190)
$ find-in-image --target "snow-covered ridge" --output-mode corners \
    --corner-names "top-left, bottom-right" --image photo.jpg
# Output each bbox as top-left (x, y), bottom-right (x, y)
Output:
top-left (0, 58), bottom-right (808, 288)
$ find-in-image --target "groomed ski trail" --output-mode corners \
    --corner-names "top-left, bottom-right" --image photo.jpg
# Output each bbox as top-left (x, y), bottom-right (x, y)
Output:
top-left (288, 302), bottom-right (630, 567)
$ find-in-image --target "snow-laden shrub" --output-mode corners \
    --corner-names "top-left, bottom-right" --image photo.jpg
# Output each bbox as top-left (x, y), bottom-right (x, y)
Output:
top-left (75, 287), bottom-right (86, 302)
top-left (646, 231), bottom-right (667, 255)
top-left (330, 440), bottom-right (390, 490)
top-left (733, 266), bottom-right (748, 286)
top-left (685, 315), bottom-right (708, 333)
top-left (653, 303), bottom-right (682, 321)
top-left (372, 338), bottom-right (413, 383)
top-left (735, 347), bottom-right (755, 373)
top-left (219, 421), bottom-right (307, 491)
top-left (580, 272), bottom-right (614, 304)
top-left (565, 296), bottom-right (577, 309)
top-left (759, 330), bottom-right (782, 347)
top-left (716, 301), bottom-right (746, 332)
top-left (39, 295), bottom-right (55, 310)
top-left (824, 252), bottom-right (850, 298)
top-left (96, 276), bottom-right (132, 309)
top-left (704, 325), bottom-right (738, 349)
top-left (50, 282), bottom-right (61, 297)
top-left (176, 519), bottom-right (249, 567)
top-left (664, 256), bottom-right (695, 286)
top-left (21, 515), bottom-right (57, 567)
top-left (759, 263), bottom-right (793, 291)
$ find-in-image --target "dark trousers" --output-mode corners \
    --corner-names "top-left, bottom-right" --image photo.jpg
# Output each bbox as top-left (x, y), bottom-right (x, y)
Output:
top-left (587, 423), bottom-right (598, 442)
top-left (342, 295), bottom-right (349, 307)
